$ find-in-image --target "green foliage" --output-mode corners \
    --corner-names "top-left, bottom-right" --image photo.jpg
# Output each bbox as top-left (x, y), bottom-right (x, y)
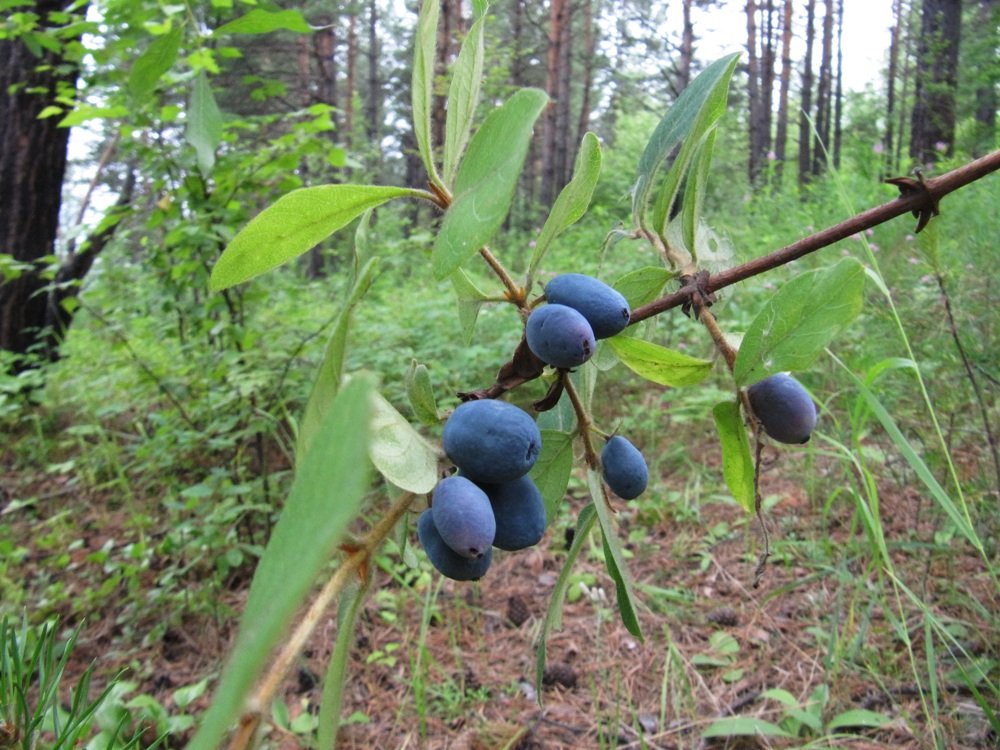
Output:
top-left (711, 399), bottom-right (755, 512)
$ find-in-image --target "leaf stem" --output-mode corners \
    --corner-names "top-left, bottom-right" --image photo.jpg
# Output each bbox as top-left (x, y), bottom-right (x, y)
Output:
top-left (228, 491), bottom-right (417, 750)
top-left (479, 246), bottom-right (524, 306)
top-left (561, 372), bottom-right (599, 471)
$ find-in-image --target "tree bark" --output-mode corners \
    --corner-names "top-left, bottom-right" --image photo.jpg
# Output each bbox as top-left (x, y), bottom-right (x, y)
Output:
top-left (541, 0), bottom-right (569, 207)
top-left (909, 0), bottom-right (962, 165)
top-left (366, 0), bottom-right (382, 177)
top-left (575, 0), bottom-right (597, 153)
top-left (746, 0), bottom-right (764, 185)
top-left (969, 0), bottom-right (997, 156)
top-left (773, 0), bottom-right (794, 184)
top-left (678, 0), bottom-right (695, 91)
top-left (798, 0), bottom-right (816, 188)
top-left (812, 0), bottom-right (834, 175)
top-left (884, 0), bottom-right (904, 174)
top-left (833, 0), bottom-right (844, 168)
top-left (345, 10), bottom-right (358, 151)
top-left (0, 1), bottom-right (83, 369)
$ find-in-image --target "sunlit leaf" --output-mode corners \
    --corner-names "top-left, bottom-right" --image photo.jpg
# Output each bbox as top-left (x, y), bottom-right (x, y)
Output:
top-left (712, 400), bottom-right (754, 513)
top-left (607, 336), bottom-right (712, 387)
top-left (442, 15), bottom-right (485, 186)
top-left (213, 9), bottom-right (311, 35)
top-left (210, 185), bottom-right (418, 291)
top-left (733, 257), bottom-right (866, 386)
top-left (129, 25), bottom-right (182, 100)
top-left (412, 0), bottom-right (440, 182)
top-left (702, 717), bottom-right (794, 739)
top-left (187, 377), bottom-right (373, 750)
top-left (405, 361), bottom-right (439, 426)
top-left (432, 88), bottom-right (548, 279)
top-left (185, 72), bottom-right (223, 177)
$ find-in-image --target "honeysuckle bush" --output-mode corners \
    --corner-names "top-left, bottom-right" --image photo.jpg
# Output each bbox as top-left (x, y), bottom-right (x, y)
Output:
top-left (175, 3), bottom-right (999, 748)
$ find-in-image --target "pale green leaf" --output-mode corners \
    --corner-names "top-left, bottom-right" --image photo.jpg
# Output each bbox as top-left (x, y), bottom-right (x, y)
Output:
top-left (826, 709), bottom-right (893, 731)
top-left (129, 25), bottom-right (182, 100)
top-left (185, 72), bottom-right (223, 177)
top-left (432, 88), bottom-right (548, 279)
top-left (680, 127), bottom-right (717, 257)
top-left (58, 105), bottom-right (130, 127)
top-left (296, 258), bottom-right (379, 460)
top-left (733, 257), bottom-right (866, 386)
top-left (317, 581), bottom-right (370, 750)
top-left (530, 430), bottom-right (574, 521)
top-left (612, 266), bottom-right (677, 308)
top-left (607, 336), bottom-right (712, 387)
top-left (213, 9), bottom-right (311, 35)
top-left (528, 132), bottom-right (602, 274)
top-left (588, 470), bottom-right (642, 639)
top-left (712, 400), bottom-right (755, 513)
top-left (450, 268), bottom-right (491, 343)
top-left (368, 391), bottom-right (438, 494)
top-left (412, 0), bottom-right (440, 182)
top-left (405, 361), bottom-right (439, 425)
top-left (442, 15), bottom-right (485, 186)
top-left (702, 717), bottom-right (794, 739)
top-left (632, 53), bottom-right (739, 228)
top-left (210, 185), bottom-right (418, 291)
top-left (187, 376), bottom-right (373, 750)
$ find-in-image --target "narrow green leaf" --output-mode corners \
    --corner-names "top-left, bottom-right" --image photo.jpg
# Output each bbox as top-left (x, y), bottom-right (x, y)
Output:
top-left (530, 430), bottom-right (574, 522)
top-left (607, 335), bottom-right (712, 387)
top-left (58, 104), bottom-right (130, 127)
top-left (528, 132), bottom-right (602, 275)
top-left (368, 391), bottom-right (438, 494)
top-left (536, 504), bottom-right (597, 698)
top-left (733, 257), bottom-right (866, 386)
top-left (213, 9), bottom-right (311, 35)
top-left (702, 717), bottom-right (794, 739)
top-left (587, 470), bottom-right (643, 639)
top-left (412, 0), bottom-right (440, 182)
top-left (450, 268), bottom-right (491, 343)
top-left (712, 400), bottom-right (755, 513)
top-left (680, 127), bottom-right (717, 257)
top-left (826, 709), bottom-right (893, 731)
top-left (632, 53), bottom-right (739, 228)
top-left (187, 377), bottom-right (373, 750)
top-left (612, 266), bottom-right (677, 308)
top-left (442, 15), bottom-right (485, 187)
top-left (317, 581), bottom-right (371, 750)
top-left (405, 361), bottom-right (439, 425)
top-left (297, 258), bottom-right (379, 460)
top-left (432, 88), bottom-right (548, 279)
top-left (185, 72), bottom-right (223, 177)
top-left (129, 25), bottom-right (182, 100)
top-left (210, 185), bottom-right (417, 291)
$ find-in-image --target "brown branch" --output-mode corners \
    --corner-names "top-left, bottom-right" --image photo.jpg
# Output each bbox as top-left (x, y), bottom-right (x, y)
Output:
top-left (630, 149), bottom-right (1000, 324)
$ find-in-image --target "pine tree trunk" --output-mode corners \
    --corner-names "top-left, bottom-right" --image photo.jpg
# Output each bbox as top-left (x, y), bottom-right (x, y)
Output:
top-left (833, 0), bottom-right (844, 168)
top-left (884, 0), bottom-right (904, 174)
top-left (970, 0), bottom-right (998, 155)
top-left (812, 0), bottom-right (834, 175)
top-left (798, 0), bottom-right (816, 188)
top-left (575, 0), bottom-right (597, 153)
top-left (541, 0), bottom-right (569, 207)
top-left (909, 0), bottom-right (962, 165)
top-left (345, 10), bottom-right (358, 151)
top-left (773, 0), bottom-right (794, 184)
top-left (553, 0), bottom-right (574, 191)
top-left (0, 1), bottom-right (81, 369)
top-left (678, 0), bottom-right (695, 91)
top-left (366, 0), bottom-right (382, 178)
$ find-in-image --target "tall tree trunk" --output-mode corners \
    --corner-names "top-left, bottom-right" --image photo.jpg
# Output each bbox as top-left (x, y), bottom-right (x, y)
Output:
top-left (773, 0), bottom-right (794, 185)
top-left (345, 10), bottom-right (358, 151)
top-left (553, 0), bottom-right (574, 190)
top-left (832, 0), bottom-right (844, 168)
top-left (884, 0), bottom-right (904, 174)
top-left (678, 0), bottom-right (695, 91)
top-left (433, 0), bottom-right (464, 159)
top-left (969, 0), bottom-right (997, 156)
top-left (746, 0), bottom-right (764, 185)
top-left (314, 21), bottom-right (339, 135)
top-left (0, 1), bottom-right (82, 369)
top-left (366, 0), bottom-right (382, 178)
top-left (575, 0), bottom-right (597, 153)
top-left (812, 0), bottom-right (834, 175)
top-left (909, 0), bottom-right (962, 165)
top-left (541, 0), bottom-right (569, 207)
top-left (798, 0), bottom-right (816, 188)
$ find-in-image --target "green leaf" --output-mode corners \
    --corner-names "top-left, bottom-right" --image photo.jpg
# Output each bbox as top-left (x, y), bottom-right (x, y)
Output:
top-left (606, 336), bottom-right (712, 387)
top-left (405, 361), bottom-right (439, 425)
top-left (368, 392), bottom-right (438, 494)
top-left (712, 400), bottom-right (755, 513)
top-left (826, 709), bottom-right (893, 731)
top-left (129, 25), bottom-right (182, 100)
top-left (530, 430), bottom-right (574, 522)
top-left (432, 88), bottom-right (548, 279)
top-left (297, 258), bottom-right (379, 460)
top-left (450, 268), bottom-right (491, 343)
top-left (528, 132), bottom-right (602, 275)
top-left (702, 717), bottom-right (794, 739)
top-left (210, 185), bottom-right (417, 291)
top-left (536, 504), bottom-right (597, 698)
top-left (317, 581), bottom-right (370, 750)
top-left (612, 266), bottom-right (677, 308)
top-left (442, 15), bottom-right (485, 187)
top-left (213, 9), bottom-right (311, 35)
top-left (411, 0), bottom-right (440, 183)
top-left (733, 257), bottom-right (866, 386)
top-left (187, 377), bottom-right (373, 750)
top-left (58, 105), bottom-right (130, 127)
top-left (680, 128), bottom-right (717, 257)
top-left (185, 72), bottom-right (223, 177)
top-left (632, 53), bottom-right (739, 229)
top-left (587, 470), bottom-right (642, 639)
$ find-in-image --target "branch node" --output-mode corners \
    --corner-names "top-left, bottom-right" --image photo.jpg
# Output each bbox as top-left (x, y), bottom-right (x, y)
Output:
top-left (885, 170), bottom-right (940, 233)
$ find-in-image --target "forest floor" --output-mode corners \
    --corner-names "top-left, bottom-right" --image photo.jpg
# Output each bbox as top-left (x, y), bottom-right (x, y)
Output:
top-left (2, 438), bottom-right (998, 750)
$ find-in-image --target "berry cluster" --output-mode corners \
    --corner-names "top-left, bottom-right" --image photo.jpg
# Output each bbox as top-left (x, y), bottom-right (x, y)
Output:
top-left (418, 399), bottom-right (547, 581)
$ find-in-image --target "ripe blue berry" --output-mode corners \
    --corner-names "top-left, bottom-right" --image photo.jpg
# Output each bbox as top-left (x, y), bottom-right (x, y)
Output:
top-left (525, 304), bottom-right (596, 369)
top-left (746, 372), bottom-right (818, 444)
top-left (431, 476), bottom-right (496, 559)
top-left (481, 475), bottom-right (547, 551)
top-left (442, 399), bottom-right (542, 484)
top-left (601, 435), bottom-right (648, 500)
top-left (417, 510), bottom-right (493, 581)
top-left (544, 273), bottom-right (631, 339)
